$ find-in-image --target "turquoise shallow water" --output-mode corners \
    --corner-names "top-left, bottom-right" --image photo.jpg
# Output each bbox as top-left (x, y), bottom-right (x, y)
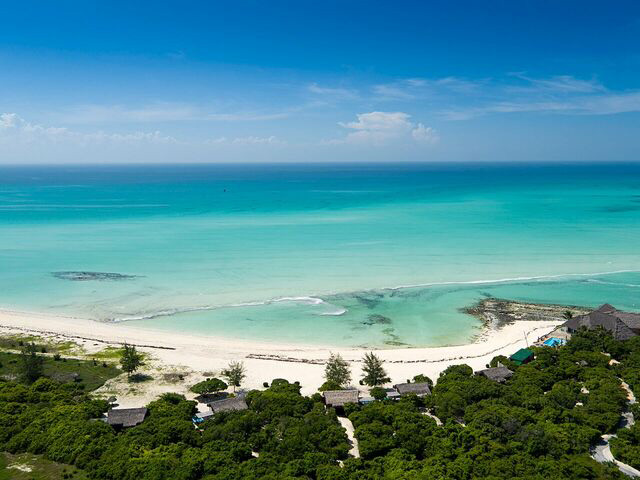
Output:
top-left (0, 163), bottom-right (639, 347)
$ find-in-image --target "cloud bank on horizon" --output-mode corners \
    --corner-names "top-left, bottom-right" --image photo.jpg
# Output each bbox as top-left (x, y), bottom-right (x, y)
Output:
top-left (0, 1), bottom-right (639, 163)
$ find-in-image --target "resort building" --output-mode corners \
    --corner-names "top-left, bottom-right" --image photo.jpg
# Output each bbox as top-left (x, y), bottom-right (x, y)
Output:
top-left (208, 397), bottom-right (248, 414)
top-left (106, 407), bottom-right (147, 429)
top-left (385, 389), bottom-right (401, 400)
top-left (562, 304), bottom-right (639, 341)
top-left (475, 366), bottom-right (513, 383)
top-left (393, 382), bottom-right (432, 396)
top-left (193, 410), bottom-right (214, 424)
top-left (510, 348), bottom-right (534, 365)
top-left (323, 390), bottom-right (359, 409)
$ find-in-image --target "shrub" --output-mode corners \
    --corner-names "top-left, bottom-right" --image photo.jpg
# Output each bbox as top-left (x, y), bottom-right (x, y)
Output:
top-left (370, 387), bottom-right (387, 401)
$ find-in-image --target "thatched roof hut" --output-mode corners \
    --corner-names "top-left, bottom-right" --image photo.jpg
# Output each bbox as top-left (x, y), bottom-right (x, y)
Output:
top-left (208, 397), bottom-right (248, 414)
top-left (323, 390), bottom-right (359, 407)
top-left (107, 408), bottom-right (147, 428)
top-left (476, 366), bottom-right (513, 383)
top-left (563, 304), bottom-right (639, 340)
top-left (394, 382), bottom-right (431, 396)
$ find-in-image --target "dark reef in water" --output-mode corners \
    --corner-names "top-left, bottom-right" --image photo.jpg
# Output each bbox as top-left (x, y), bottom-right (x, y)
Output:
top-left (353, 293), bottom-right (384, 309)
top-left (363, 314), bottom-right (392, 326)
top-left (52, 271), bottom-right (141, 281)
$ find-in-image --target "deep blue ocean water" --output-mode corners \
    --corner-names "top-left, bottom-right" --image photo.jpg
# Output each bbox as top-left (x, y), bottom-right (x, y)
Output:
top-left (1, 162), bottom-right (639, 347)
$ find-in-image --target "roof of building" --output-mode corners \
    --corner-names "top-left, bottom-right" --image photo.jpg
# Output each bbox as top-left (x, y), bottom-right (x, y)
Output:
top-left (385, 390), bottom-right (401, 399)
top-left (323, 389), bottom-right (359, 407)
top-left (595, 303), bottom-right (617, 314)
top-left (195, 410), bottom-right (214, 420)
top-left (476, 366), bottom-right (513, 383)
top-left (107, 408), bottom-right (147, 427)
top-left (394, 382), bottom-right (432, 396)
top-left (510, 348), bottom-right (534, 363)
top-left (615, 312), bottom-right (640, 330)
top-left (208, 397), bottom-right (248, 413)
top-left (564, 306), bottom-right (637, 341)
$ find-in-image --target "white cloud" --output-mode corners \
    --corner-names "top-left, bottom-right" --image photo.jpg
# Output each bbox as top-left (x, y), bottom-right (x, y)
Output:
top-left (232, 135), bottom-right (284, 145)
top-left (205, 112), bottom-right (290, 121)
top-left (46, 104), bottom-right (292, 125)
top-left (372, 84), bottom-right (416, 100)
top-left (509, 73), bottom-right (605, 94)
top-left (308, 83), bottom-right (359, 100)
top-left (205, 135), bottom-right (285, 146)
top-left (411, 123), bottom-right (439, 143)
top-left (0, 112), bottom-right (177, 145)
top-left (336, 111), bottom-right (438, 146)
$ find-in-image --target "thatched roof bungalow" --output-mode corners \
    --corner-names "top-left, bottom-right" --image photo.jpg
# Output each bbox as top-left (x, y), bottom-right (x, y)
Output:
top-left (323, 390), bottom-right (359, 408)
top-left (106, 408), bottom-right (147, 428)
top-left (563, 304), bottom-right (639, 340)
top-left (394, 382), bottom-right (431, 396)
top-left (476, 366), bottom-right (513, 383)
top-left (208, 397), bottom-right (248, 414)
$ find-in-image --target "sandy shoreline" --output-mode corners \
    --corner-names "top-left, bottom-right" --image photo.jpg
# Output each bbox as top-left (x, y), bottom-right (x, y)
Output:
top-left (0, 306), bottom-right (562, 403)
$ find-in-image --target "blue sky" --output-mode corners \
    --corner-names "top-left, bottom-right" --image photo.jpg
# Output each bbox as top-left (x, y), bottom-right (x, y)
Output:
top-left (1, 1), bottom-right (639, 163)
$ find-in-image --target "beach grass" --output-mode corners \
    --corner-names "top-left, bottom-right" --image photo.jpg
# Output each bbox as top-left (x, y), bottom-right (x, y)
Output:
top-left (0, 334), bottom-right (84, 356)
top-left (0, 452), bottom-right (88, 480)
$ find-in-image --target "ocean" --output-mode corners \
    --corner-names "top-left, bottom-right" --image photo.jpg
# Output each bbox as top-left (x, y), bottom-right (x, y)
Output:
top-left (1, 162), bottom-right (639, 347)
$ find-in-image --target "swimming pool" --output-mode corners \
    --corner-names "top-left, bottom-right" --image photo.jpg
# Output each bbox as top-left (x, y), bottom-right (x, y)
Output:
top-left (543, 337), bottom-right (566, 347)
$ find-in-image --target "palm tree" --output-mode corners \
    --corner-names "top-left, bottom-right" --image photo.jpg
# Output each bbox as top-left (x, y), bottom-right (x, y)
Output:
top-left (563, 310), bottom-right (573, 320)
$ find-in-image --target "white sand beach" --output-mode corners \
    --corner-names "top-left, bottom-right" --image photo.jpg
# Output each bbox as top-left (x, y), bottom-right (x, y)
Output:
top-left (0, 307), bottom-right (561, 406)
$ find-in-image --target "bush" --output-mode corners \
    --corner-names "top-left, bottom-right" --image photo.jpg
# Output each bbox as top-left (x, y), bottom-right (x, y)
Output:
top-left (190, 378), bottom-right (228, 395)
top-left (370, 387), bottom-right (387, 401)
top-left (319, 380), bottom-right (343, 392)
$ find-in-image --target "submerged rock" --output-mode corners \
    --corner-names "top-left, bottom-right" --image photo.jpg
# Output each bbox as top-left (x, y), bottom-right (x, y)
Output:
top-left (52, 271), bottom-right (140, 281)
top-left (362, 314), bottom-right (392, 326)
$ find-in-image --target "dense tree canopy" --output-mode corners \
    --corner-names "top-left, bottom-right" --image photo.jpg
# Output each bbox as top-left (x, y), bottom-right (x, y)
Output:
top-left (1, 326), bottom-right (639, 479)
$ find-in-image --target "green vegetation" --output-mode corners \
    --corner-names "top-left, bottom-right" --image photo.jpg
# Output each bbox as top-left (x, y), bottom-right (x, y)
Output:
top-left (20, 342), bottom-right (44, 383)
top-left (611, 424), bottom-right (640, 470)
top-left (0, 351), bottom-right (120, 392)
top-left (360, 352), bottom-right (389, 387)
top-left (221, 361), bottom-right (246, 392)
top-left (0, 327), bottom-right (638, 479)
top-left (412, 373), bottom-right (433, 387)
top-left (0, 378), bottom-right (349, 479)
top-left (119, 344), bottom-right (143, 379)
top-left (369, 386), bottom-right (387, 400)
top-left (323, 353), bottom-right (351, 389)
top-left (0, 335), bottom-right (80, 356)
top-left (190, 377), bottom-right (228, 395)
top-left (92, 346), bottom-right (126, 360)
top-left (0, 452), bottom-right (88, 480)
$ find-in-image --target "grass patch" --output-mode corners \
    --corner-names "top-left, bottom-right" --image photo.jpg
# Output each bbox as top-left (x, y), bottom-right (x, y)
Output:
top-left (0, 452), bottom-right (88, 480)
top-left (0, 351), bottom-right (121, 392)
top-left (0, 335), bottom-right (83, 356)
top-left (91, 346), bottom-right (125, 360)
top-left (92, 346), bottom-right (148, 362)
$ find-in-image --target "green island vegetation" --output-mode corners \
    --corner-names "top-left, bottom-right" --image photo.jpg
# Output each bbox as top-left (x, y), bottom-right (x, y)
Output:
top-left (0, 328), bottom-right (639, 479)
top-left (0, 346), bottom-right (121, 392)
top-left (0, 452), bottom-right (88, 480)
